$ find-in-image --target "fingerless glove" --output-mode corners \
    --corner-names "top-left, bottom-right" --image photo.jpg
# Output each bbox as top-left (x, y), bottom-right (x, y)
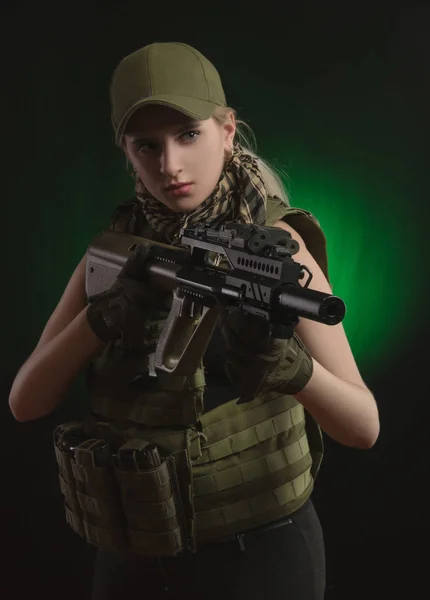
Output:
top-left (219, 311), bottom-right (313, 402)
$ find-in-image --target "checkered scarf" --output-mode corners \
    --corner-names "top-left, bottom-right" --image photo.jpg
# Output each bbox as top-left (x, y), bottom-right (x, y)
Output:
top-left (134, 143), bottom-right (268, 243)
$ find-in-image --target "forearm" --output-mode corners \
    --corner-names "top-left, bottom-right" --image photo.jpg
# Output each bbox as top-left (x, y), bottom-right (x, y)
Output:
top-left (294, 359), bottom-right (380, 449)
top-left (9, 307), bottom-right (104, 422)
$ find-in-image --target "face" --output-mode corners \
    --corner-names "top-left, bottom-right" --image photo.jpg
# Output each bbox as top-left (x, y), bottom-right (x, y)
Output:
top-left (122, 105), bottom-right (236, 213)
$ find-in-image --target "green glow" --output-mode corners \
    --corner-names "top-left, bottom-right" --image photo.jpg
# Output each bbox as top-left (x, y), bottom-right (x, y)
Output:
top-left (265, 145), bottom-right (420, 371)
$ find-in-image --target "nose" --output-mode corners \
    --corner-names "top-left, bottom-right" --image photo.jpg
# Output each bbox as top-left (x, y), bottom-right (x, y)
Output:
top-left (159, 142), bottom-right (183, 178)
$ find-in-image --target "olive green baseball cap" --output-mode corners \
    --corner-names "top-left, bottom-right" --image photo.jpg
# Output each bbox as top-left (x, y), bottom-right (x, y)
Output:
top-left (110, 42), bottom-right (227, 145)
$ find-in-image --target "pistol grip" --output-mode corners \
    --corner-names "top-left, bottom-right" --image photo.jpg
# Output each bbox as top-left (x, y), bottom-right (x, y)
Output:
top-left (149, 289), bottom-right (222, 376)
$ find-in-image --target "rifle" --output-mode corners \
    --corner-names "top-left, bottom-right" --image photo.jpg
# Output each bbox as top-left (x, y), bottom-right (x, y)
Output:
top-left (86, 223), bottom-right (346, 377)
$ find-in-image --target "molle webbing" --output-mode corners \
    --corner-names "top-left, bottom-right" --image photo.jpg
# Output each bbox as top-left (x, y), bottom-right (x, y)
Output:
top-left (54, 425), bottom-right (189, 556)
top-left (110, 392), bottom-right (317, 541)
top-left (54, 391), bottom-right (320, 552)
top-left (191, 393), bottom-right (315, 541)
top-left (88, 366), bottom-right (206, 427)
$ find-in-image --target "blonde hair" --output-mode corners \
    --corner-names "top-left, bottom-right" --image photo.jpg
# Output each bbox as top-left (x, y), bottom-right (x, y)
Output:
top-left (212, 106), bottom-right (290, 207)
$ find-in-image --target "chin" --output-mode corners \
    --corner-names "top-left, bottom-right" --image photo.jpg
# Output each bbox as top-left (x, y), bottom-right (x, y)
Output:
top-left (163, 194), bottom-right (206, 214)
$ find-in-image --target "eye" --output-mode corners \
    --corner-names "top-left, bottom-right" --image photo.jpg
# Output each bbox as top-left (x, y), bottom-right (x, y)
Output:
top-left (180, 130), bottom-right (201, 143)
top-left (135, 141), bottom-right (157, 153)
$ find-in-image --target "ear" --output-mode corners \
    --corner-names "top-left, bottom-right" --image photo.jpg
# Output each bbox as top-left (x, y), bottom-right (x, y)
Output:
top-left (224, 110), bottom-right (236, 147)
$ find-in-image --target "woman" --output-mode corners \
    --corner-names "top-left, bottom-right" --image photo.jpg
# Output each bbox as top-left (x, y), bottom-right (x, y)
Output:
top-left (9, 42), bottom-right (379, 599)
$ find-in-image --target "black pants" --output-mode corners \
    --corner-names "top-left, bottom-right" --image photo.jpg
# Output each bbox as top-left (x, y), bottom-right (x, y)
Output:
top-left (91, 498), bottom-right (325, 600)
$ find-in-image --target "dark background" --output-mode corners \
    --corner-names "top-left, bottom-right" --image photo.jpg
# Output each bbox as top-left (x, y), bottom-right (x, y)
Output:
top-left (2, 1), bottom-right (430, 598)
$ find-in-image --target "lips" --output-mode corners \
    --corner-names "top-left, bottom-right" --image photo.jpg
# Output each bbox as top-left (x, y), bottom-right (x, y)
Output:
top-left (165, 182), bottom-right (193, 191)
top-left (165, 183), bottom-right (193, 196)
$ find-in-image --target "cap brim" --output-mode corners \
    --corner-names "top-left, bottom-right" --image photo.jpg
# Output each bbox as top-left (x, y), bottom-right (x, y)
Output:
top-left (115, 95), bottom-right (222, 145)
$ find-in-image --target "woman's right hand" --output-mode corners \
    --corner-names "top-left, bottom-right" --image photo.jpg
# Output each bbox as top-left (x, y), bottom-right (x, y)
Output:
top-left (86, 244), bottom-right (169, 349)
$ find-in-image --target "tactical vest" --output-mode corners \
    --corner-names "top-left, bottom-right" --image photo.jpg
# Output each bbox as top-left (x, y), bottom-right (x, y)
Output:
top-left (53, 196), bottom-right (329, 557)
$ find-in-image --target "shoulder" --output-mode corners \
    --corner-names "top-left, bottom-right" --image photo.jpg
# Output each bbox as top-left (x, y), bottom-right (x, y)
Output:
top-left (273, 219), bottom-right (307, 248)
top-left (272, 208), bottom-right (329, 282)
top-left (273, 218), bottom-right (329, 292)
